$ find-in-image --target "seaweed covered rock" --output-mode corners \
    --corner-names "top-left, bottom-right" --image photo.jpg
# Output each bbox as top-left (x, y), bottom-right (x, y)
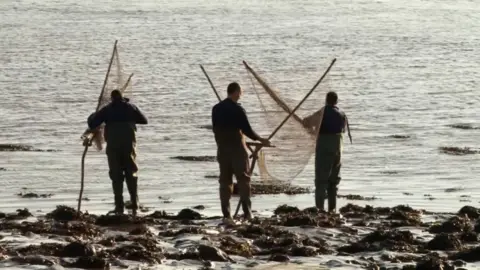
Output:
top-left (10, 255), bottom-right (57, 266)
top-left (458, 206), bottom-right (480, 220)
top-left (416, 253), bottom-right (454, 270)
top-left (46, 205), bottom-right (82, 222)
top-left (159, 226), bottom-right (206, 237)
top-left (95, 214), bottom-right (140, 226)
top-left (16, 243), bottom-right (64, 256)
top-left (219, 236), bottom-right (253, 258)
top-left (269, 254), bottom-right (290, 262)
top-left (111, 244), bottom-right (163, 263)
top-left (450, 246), bottom-right (480, 262)
top-left (61, 242), bottom-right (96, 257)
top-left (68, 256), bottom-right (110, 269)
top-left (198, 244), bottom-right (232, 262)
top-left (274, 205), bottom-right (300, 215)
top-left (429, 216), bottom-right (473, 234)
top-left (338, 229), bottom-right (417, 254)
top-left (427, 233), bottom-right (463, 251)
top-left (176, 208), bottom-right (201, 220)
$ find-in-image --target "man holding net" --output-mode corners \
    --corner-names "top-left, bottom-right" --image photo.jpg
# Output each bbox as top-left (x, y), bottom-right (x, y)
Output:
top-left (87, 89), bottom-right (148, 216)
top-left (212, 82), bottom-right (270, 223)
top-left (303, 91), bottom-right (347, 213)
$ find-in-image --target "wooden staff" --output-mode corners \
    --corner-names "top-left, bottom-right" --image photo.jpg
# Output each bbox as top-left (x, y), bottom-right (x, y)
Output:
top-left (200, 65), bottom-right (221, 101)
top-left (78, 40), bottom-right (118, 214)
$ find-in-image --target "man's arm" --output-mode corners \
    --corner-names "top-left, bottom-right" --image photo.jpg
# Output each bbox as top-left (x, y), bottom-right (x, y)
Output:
top-left (87, 107), bottom-right (108, 130)
top-left (302, 108), bottom-right (324, 129)
top-left (237, 106), bottom-right (261, 141)
top-left (130, 104), bottom-right (148, 125)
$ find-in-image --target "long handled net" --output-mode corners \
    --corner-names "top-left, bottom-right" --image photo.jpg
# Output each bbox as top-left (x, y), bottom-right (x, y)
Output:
top-left (78, 40), bottom-right (133, 212)
top-left (243, 60), bottom-right (336, 184)
top-left (201, 59), bottom-right (336, 186)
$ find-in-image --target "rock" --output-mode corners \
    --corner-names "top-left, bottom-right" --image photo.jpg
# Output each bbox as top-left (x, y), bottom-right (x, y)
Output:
top-left (289, 245), bottom-right (317, 257)
top-left (171, 156), bottom-right (216, 162)
top-left (220, 236), bottom-right (253, 257)
top-left (198, 244), bottom-right (231, 262)
top-left (416, 253), bottom-right (454, 270)
top-left (427, 233), bottom-right (462, 251)
top-left (458, 206), bottom-right (480, 219)
top-left (429, 216), bottom-right (472, 234)
top-left (61, 242), bottom-right (96, 257)
top-left (11, 255), bottom-right (57, 266)
top-left (450, 246), bottom-right (480, 262)
top-left (269, 254), bottom-right (290, 262)
top-left (337, 194), bottom-right (377, 201)
top-left (16, 243), bottom-right (64, 256)
top-left (129, 225), bottom-right (151, 236)
top-left (460, 231), bottom-right (478, 242)
top-left (176, 209), bottom-right (201, 220)
top-left (16, 208), bottom-right (33, 218)
top-left (46, 205), bottom-right (81, 222)
top-left (439, 146), bottom-right (479, 156)
top-left (95, 214), bottom-right (137, 226)
top-left (69, 256), bottom-right (109, 269)
top-left (453, 259), bottom-right (466, 267)
top-left (193, 205), bottom-right (206, 210)
top-left (17, 192), bottom-right (53, 198)
top-left (340, 203), bottom-right (365, 214)
top-left (274, 205), bottom-right (300, 215)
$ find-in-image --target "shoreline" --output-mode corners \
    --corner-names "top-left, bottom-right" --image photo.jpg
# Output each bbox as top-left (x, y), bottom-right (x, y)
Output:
top-left (0, 203), bottom-right (478, 269)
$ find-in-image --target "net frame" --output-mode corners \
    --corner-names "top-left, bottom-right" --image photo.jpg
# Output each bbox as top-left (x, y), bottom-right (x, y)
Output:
top-left (78, 40), bottom-right (133, 213)
top-left (242, 59), bottom-right (337, 184)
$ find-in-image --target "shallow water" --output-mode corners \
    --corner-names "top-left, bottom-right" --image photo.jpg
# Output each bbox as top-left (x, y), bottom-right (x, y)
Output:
top-left (1, 0), bottom-right (480, 267)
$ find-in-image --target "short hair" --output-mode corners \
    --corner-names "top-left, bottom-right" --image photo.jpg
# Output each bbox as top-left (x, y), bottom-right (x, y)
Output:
top-left (227, 82), bottom-right (241, 95)
top-left (111, 89), bottom-right (123, 100)
top-left (326, 91), bottom-right (338, 105)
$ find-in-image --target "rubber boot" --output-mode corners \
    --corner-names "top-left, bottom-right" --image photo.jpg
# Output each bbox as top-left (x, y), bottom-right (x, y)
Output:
top-left (112, 179), bottom-right (124, 214)
top-left (126, 175), bottom-right (139, 212)
top-left (327, 185), bottom-right (337, 213)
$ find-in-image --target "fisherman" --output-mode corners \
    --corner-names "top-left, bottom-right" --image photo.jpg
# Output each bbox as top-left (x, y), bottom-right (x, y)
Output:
top-left (303, 91), bottom-right (347, 213)
top-left (87, 89), bottom-right (148, 216)
top-left (211, 82), bottom-right (270, 223)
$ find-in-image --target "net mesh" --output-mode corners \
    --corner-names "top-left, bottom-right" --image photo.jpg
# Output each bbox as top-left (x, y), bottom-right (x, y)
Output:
top-left (82, 42), bottom-right (133, 151)
top-left (202, 60), bottom-right (334, 185)
top-left (243, 61), bottom-right (332, 184)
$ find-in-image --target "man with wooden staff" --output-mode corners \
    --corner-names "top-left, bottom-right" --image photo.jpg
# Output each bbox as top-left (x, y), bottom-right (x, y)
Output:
top-left (303, 91), bottom-right (348, 213)
top-left (87, 89), bottom-right (148, 216)
top-left (211, 82), bottom-right (270, 223)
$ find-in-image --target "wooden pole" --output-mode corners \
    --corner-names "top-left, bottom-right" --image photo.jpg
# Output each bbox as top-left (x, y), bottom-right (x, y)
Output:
top-left (200, 65), bottom-right (222, 101)
top-left (266, 58), bottom-right (336, 141)
top-left (78, 40), bottom-right (118, 214)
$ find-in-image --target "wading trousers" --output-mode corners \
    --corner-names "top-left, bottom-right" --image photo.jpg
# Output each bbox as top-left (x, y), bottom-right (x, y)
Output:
top-left (217, 148), bottom-right (252, 219)
top-left (106, 144), bottom-right (139, 212)
top-left (315, 134), bottom-right (343, 212)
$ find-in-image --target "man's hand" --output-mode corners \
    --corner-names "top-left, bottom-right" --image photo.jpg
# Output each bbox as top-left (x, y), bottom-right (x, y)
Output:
top-left (259, 138), bottom-right (271, 147)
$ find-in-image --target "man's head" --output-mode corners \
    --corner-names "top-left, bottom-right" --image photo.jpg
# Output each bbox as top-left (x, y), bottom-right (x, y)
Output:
top-left (325, 91), bottom-right (338, 106)
top-left (227, 82), bottom-right (242, 102)
top-left (111, 89), bottom-right (123, 102)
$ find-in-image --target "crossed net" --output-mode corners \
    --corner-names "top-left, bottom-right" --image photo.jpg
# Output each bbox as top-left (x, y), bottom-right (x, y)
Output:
top-left (204, 60), bottom-right (334, 185)
top-left (84, 43), bottom-right (133, 151)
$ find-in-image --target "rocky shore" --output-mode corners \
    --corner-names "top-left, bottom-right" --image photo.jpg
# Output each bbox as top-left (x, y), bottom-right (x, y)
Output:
top-left (0, 203), bottom-right (478, 269)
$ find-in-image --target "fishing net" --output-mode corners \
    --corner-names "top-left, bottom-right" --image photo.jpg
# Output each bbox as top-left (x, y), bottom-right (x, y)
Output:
top-left (82, 42), bottom-right (133, 151)
top-left (243, 61), bottom-right (334, 184)
top-left (202, 60), bottom-right (335, 185)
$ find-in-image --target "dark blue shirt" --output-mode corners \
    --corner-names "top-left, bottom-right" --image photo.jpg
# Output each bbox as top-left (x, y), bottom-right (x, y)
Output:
top-left (211, 98), bottom-right (260, 141)
top-left (88, 98), bottom-right (148, 130)
top-left (319, 105), bottom-right (346, 134)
